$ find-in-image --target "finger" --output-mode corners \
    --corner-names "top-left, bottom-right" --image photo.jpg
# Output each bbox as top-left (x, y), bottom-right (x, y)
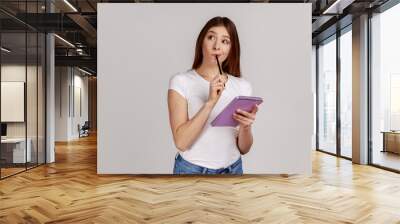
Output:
top-left (213, 82), bottom-right (225, 87)
top-left (236, 109), bottom-right (255, 119)
top-left (215, 86), bottom-right (224, 93)
top-left (251, 104), bottom-right (259, 114)
top-left (219, 76), bottom-right (227, 86)
top-left (236, 113), bottom-right (253, 123)
top-left (218, 76), bottom-right (225, 83)
top-left (212, 83), bottom-right (225, 88)
top-left (212, 80), bottom-right (225, 85)
top-left (210, 76), bottom-right (219, 85)
top-left (232, 114), bottom-right (245, 123)
top-left (233, 113), bottom-right (254, 124)
top-left (233, 114), bottom-right (252, 126)
top-left (212, 75), bottom-right (220, 81)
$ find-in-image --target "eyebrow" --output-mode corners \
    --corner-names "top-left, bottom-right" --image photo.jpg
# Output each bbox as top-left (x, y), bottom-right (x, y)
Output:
top-left (207, 30), bottom-right (230, 39)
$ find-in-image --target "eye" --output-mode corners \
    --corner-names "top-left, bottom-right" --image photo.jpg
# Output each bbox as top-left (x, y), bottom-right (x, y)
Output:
top-left (207, 35), bottom-right (216, 40)
top-left (222, 39), bottom-right (231, 45)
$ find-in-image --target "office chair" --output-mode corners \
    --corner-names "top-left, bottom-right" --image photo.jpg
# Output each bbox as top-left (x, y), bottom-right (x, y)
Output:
top-left (79, 121), bottom-right (90, 138)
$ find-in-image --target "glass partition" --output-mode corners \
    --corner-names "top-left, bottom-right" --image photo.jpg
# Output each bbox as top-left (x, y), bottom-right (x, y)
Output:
top-left (371, 3), bottom-right (400, 171)
top-left (0, 1), bottom-right (46, 179)
top-left (339, 28), bottom-right (352, 158)
top-left (27, 30), bottom-right (38, 169)
top-left (0, 31), bottom-right (28, 177)
top-left (317, 36), bottom-right (337, 154)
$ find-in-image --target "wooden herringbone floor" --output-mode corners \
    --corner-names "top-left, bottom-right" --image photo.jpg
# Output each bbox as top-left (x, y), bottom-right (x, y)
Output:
top-left (1, 134), bottom-right (400, 224)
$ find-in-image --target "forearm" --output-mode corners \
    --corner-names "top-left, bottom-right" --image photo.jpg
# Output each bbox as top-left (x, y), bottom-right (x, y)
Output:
top-left (174, 101), bottom-right (215, 151)
top-left (237, 126), bottom-right (253, 155)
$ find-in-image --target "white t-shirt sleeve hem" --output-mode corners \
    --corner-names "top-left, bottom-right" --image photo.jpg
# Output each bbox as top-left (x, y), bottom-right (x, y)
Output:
top-left (168, 74), bottom-right (187, 99)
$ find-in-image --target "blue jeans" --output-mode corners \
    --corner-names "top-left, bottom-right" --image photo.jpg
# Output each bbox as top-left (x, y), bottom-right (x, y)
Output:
top-left (173, 153), bottom-right (243, 175)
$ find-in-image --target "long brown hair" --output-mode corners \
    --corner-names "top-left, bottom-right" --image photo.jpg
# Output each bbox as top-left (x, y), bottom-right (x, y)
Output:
top-left (192, 16), bottom-right (241, 78)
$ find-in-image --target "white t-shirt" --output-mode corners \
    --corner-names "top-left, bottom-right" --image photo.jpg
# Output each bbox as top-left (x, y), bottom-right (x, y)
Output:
top-left (168, 68), bottom-right (253, 169)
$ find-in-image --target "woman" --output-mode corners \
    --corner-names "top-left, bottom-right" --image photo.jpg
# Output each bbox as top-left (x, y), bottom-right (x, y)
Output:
top-left (168, 16), bottom-right (259, 175)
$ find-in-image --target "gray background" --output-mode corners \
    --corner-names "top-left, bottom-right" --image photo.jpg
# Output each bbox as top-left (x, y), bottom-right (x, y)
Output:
top-left (98, 3), bottom-right (313, 174)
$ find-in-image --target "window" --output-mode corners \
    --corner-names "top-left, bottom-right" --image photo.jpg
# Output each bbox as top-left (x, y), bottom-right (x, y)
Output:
top-left (371, 2), bottom-right (400, 171)
top-left (318, 36), bottom-right (337, 154)
top-left (340, 28), bottom-right (352, 158)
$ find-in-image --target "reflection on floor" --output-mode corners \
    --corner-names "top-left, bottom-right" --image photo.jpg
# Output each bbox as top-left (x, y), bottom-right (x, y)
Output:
top-left (373, 150), bottom-right (400, 171)
top-left (0, 162), bottom-right (42, 179)
top-left (0, 167), bottom-right (25, 178)
top-left (0, 134), bottom-right (400, 223)
top-left (341, 148), bottom-right (352, 158)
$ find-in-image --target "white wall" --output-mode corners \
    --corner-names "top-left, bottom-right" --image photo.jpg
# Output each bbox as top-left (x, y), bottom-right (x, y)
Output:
top-left (72, 73), bottom-right (89, 138)
top-left (1, 82), bottom-right (24, 123)
top-left (55, 67), bottom-right (89, 141)
top-left (55, 67), bottom-right (69, 141)
top-left (1, 65), bottom-right (40, 138)
top-left (1, 65), bottom-right (29, 141)
top-left (98, 3), bottom-right (313, 174)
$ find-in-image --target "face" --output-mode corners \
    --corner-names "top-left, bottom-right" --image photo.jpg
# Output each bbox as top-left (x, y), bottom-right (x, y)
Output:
top-left (201, 26), bottom-right (232, 66)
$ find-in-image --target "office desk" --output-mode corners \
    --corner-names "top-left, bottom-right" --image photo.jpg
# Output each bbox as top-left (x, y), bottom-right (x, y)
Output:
top-left (1, 138), bottom-right (32, 164)
top-left (381, 131), bottom-right (400, 154)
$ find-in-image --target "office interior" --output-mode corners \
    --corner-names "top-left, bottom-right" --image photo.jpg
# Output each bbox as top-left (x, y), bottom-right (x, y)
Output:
top-left (0, 0), bottom-right (400, 223)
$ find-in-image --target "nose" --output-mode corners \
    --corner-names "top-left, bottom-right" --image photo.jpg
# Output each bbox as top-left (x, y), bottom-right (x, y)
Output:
top-left (213, 40), bottom-right (221, 50)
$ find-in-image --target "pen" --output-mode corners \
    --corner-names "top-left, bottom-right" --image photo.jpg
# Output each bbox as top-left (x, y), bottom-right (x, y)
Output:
top-left (216, 55), bottom-right (225, 95)
top-left (216, 55), bottom-right (222, 75)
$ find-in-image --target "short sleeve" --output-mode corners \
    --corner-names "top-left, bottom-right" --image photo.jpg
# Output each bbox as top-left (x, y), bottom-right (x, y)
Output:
top-left (242, 79), bottom-right (253, 96)
top-left (168, 74), bottom-right (187, 99)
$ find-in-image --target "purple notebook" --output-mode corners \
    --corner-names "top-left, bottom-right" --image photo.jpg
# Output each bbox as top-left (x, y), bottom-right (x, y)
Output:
top-left (211, 96), bottom-right (263, 127)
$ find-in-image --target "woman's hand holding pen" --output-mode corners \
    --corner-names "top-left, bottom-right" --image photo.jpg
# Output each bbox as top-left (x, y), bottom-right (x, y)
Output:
top-left (233, 104), bottom-right (259, 129)
top-left (207, 74), bottom-right (228, 106)
top-left (207, 54), bottom-right (227, 107)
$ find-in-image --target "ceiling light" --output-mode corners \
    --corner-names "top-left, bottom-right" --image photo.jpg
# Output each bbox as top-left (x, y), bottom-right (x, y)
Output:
top-left (323, 0), bottom-right (341, 14)
top-left (322, 0), bottom-right (355, 14)
top-left (1, 47), bottom-right (11, 53)
top-left (54, 34), bottom-right (75, 48)
top-left (78, 67), bottom-right (93, 76)
top-left (63, 0), bottom-right (78, 12)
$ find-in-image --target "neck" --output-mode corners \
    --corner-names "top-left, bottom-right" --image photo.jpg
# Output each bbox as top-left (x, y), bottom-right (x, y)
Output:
top-left (196, 63), bottom-right (222, 80)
